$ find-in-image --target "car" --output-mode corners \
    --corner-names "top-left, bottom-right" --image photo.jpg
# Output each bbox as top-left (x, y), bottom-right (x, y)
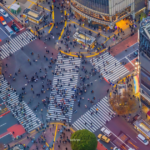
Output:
top-left (0, 9), bottom-right (8, 17)
top-left (11, 24), bottom-right (19, 32)
top-left (0, 16), bottom-right (6, 25)
top-left (137, 134), bottom-right (149, 145)
top-left (113, 147), bottom-right (120, 150)
top-left (134, 51), bottom-right (138, 57)
top-left (101, 127), bottom-right (112, 137)
top-left (97, 134), bottom-right (110, 143)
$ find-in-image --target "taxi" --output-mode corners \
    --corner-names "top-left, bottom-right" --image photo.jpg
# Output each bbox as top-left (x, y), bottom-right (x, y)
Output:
top-left (0, 16), bottom-right (6, 25)
top-left (98, 134), bottom-right (110, 143)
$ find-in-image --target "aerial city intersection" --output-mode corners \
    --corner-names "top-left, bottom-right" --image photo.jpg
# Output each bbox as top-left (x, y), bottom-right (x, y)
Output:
top-left (0, 0), bottom-right (149, 150)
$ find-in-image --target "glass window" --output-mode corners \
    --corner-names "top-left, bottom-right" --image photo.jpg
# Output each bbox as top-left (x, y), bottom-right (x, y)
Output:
top-left (76, 0), bottom-right (109, 14)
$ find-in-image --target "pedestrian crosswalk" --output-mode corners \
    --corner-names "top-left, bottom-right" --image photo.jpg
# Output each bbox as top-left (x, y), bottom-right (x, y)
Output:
top-left (90, 52), bottom-right (129, 83)
top-left (72, 96), bottom-right (115, 133)
top-left (47, 54), bottom-right (81, 122)
top-left (0, 75), bottom-right (41, 132)
top-left (0, 30), bottom-right (36, 59)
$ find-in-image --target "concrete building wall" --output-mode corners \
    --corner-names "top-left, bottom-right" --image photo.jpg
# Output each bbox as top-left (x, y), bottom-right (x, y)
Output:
top-left (135, 0), bottom-right (146, 12)
top-left (109, 0), bottom-right (134, 16)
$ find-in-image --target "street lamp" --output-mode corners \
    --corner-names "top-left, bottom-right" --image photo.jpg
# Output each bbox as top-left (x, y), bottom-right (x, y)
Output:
top-left (134, 59), bottom-right (140, 75)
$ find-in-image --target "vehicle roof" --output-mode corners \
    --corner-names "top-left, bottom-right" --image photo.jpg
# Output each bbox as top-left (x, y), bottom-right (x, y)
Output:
top-left (104, 129), bottom-right (111, 134)
top-left (0, 9), bottom-right (4, 12)
top-left (137, 134), bottom-right (145, 140)
top-left (101, 127), bottom-right (111, 134)
top-left (98, 134), bottom-right (102, 138)
top-left (101, 127), bottom-right (105, 131)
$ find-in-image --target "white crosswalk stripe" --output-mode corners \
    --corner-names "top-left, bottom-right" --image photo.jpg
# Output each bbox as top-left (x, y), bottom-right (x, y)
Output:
top-left (0, 30), bottom-right (36, 59)
top-left (0, 75), bottom-right (41, 132)
top-left (72, 96), bottom-right (115, 132)
top-left (90, 52), bottom-right (129, 83)
top-left (47, 54), bottom-right (81, 122)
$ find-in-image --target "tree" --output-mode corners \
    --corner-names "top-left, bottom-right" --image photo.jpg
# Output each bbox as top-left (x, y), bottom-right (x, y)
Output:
top-left (140, 12), bottom-right (146, 21)
top-left (71, 129), bottom-right (97, 150)
top-left (109, 89), bottom-right (138, 116)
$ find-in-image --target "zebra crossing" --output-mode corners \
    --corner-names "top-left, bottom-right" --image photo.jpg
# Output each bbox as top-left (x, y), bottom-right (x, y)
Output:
top-left (0, 75), bottom-right (41, 132)
top-left (47, 54), bottom-right (81, 122)
top-left (0, 30), bottom-right (36, 59)
top-left (90, 52), bottom-right (129, 83)
top-left (72, 96), bottom-right (115, 133)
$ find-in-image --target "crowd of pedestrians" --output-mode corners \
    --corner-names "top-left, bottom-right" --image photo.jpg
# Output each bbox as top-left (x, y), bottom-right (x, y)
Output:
top-left (1, 0), bottom-right (138, 149)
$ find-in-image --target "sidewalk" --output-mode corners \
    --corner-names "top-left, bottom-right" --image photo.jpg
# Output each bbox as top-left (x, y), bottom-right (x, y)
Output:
top-left (6, 123), bottom-right (56, 150)
top-left (56, 8), bottom-right (139, 57)
top-left (110, 32), bottom-right (138, 57)
top-left (6, 122), bottom-right (75, 150)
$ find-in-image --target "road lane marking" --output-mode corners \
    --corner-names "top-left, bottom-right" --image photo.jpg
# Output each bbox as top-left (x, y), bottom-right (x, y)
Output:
top-left (0, 132), bottom-right (11, 139)
top-left (58, 10), bottom-right (67, 40)
top-left (0, 123), bottom-right (6, 127)
top-left (8, 16), bottom-right (13, 21)
top-left (58, 20), bottom-right (67, 40)
top-left (27, 0), bottom-right (51, 12)
top-left (126, 134), bottom-right (137, 143)
top-left (0, 28), bottom-right (11, 39)
top-left (48, 23), bottom-right (54, 33)
top-left (118, 49), bottom-right (137, 62)
top-left (5, 122), bottom-right (74, 149)
top-left (128, 140), bottom-right (138, 149)
top-left (125, 56), bottom-right (135, 66)
top-left (52, 124), bottom-right (58, 150)
top-left (8, 0), bottom-right (16, 9)
top-left (41, 135), bottom-right (51, 150)
top-left (104, 125), bottom-right (131, 149)
top-left (28, 3), bottom-right (33, 8)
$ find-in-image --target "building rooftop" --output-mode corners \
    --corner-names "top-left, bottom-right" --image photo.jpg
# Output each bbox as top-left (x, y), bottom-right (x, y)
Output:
top-left (134, 119), bottom-right (150, 137)
top-left (23, 8), bottom-right (44, 21)
top-left (10, 4), bottom-right (20, 10)
top-left (140, 17), bottom-right (150, 41)
top-left (73, 31), bottom-right (96, 45)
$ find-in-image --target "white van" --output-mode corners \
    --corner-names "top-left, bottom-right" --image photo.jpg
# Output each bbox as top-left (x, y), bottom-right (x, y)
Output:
top-left (137, 134), bottom-right (149, 145)
top-left (101, 127), bottom-right (112, 137)
top-left (5, 25), bottom-right (14, 36)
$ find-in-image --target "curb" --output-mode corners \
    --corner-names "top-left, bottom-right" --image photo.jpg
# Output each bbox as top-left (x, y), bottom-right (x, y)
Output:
top-left (60, 48), bottom-right (107, 58)
top-left (0, 110), bottom-right (10, 117)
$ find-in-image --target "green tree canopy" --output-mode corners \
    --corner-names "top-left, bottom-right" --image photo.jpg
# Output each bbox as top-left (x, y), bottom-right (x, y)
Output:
top-left (140, 12), bottom-right (146, 21)
top-left (71, 129), bottom-right (97, 150)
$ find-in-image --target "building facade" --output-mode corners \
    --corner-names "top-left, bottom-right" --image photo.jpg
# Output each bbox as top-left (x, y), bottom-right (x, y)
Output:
top-left (71, 0), bottom-right (135, 28)
top-left (139, 17), bottom-right (150, 114)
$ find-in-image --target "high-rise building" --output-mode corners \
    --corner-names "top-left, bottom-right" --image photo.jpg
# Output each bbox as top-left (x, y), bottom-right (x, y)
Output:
top-left (139, 16), bottom-right (150, 114)
top-left (71, 0), bottom-right (146, 28)
top-left (71, 0), bottom-right (135, 28)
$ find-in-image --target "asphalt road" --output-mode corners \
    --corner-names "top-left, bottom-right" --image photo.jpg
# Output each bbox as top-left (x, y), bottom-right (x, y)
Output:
top-left (115, 42), bottom-right (138, 63)
top-left (0, 2), bottom-right (143, 150)
top-left (106, 116), bottom-right (150, 150)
